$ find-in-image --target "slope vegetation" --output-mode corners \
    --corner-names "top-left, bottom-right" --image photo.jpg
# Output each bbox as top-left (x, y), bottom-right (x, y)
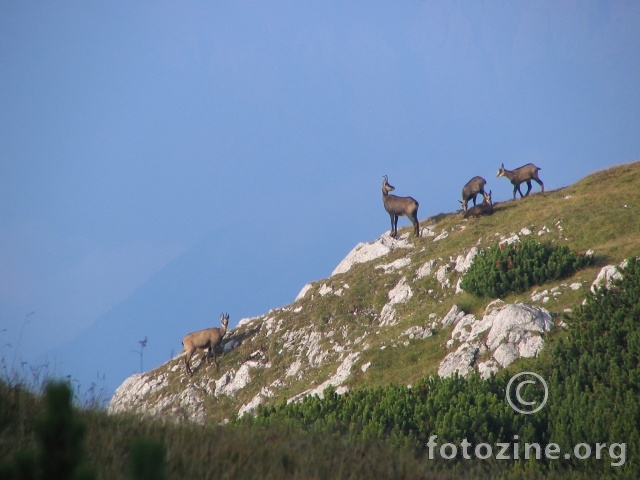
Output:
top-left (109, 161), bottom-right (640, 426)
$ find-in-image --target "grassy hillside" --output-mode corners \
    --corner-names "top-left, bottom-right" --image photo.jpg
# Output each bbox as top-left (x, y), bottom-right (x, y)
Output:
top-left (109, 161), bottom-right (640, 424)
top-left (2, 161), bottom-right (639, 479)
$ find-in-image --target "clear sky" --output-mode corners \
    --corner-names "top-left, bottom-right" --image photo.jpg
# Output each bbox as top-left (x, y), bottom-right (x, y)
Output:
top-left (2, 1), bottom-right (639, 399)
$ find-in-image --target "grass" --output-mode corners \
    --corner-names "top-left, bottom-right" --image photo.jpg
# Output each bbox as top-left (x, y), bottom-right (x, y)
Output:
top-left (145, 160), bottom-right (640, 425)
top-left (3, 377), bottom-right (628, 480)
top-left (0, 377), bottom-right (507, 479)
top-left (2, 161), bottom-right (639, 479)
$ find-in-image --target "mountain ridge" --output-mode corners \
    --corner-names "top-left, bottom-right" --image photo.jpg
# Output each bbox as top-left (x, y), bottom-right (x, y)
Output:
top-left (108, 161), bottom-right (640, 423)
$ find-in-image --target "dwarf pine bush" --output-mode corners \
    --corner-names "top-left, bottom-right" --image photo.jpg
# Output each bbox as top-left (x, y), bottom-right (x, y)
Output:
top-left (0, 381), bottom-right (166, 480)
top-left (459, 239), bottom-right (594, 298)
top-left (244, 257), bottom-right (640, 477)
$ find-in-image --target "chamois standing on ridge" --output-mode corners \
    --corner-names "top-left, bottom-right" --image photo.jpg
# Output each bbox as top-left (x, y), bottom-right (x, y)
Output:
top-left (182, 313), bottom-right (229, 377)
top-left (459, 176), bottom-right (487, 214)
top-left (463, 190), bottom-right (493, 219)
top-left (381, 175), bottom-right (420, 238)
top-left (497, 163), bottom-right (544, 199)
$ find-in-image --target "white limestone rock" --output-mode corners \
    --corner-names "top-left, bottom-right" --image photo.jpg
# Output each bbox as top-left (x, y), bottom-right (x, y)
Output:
top-left (493, 343), bottom-right (519, 368)
top-left (379, 277), bottom-right (413, 327)
top-left (485, 304), bottom-right (553, 351)
top-left (438, 303), bottom-right (553, 377)
top-left (388, 277), bottom-right (413, 304)
top-left (376, 257), bottom-right (411, 273)
top-left (438, 343), bottom-right (480, 378)
top-left (295, 283), bottom-right (313, 301)
top-left (591, 265), bottom-right (623, 293)
top-left (238, 385), bottom-right (277, 417)
top-left (416, 259), bottom-right (436, 279)
top-left (441, 304), bottom-right (465, 327)
top-left (288, 353), bottom-right (361, 403)
top-left (477, 360), bottom-right (499, 379)
top-left (450, 314), bottom-right (477, 343)
top-left (436, 264), bottom-right (452, 288)
top-left (500, 234), bottom-right (520, 245)
top-left (331, 234), bottom-right (412, 276)
top-left (108, 373), bottom-right (170, 415)
top-left (434, 230), bottom-right (449, 241)
top-left (401, 325), bottom-right (434, 340)
top-left (454, 247), bottom-right (478, 273)
top-left (379, 304), bottom-right (396, 327)
top-left (421, 225), bottom-right (436, 237)
top-left (286, 359), bottom-right (303, 378)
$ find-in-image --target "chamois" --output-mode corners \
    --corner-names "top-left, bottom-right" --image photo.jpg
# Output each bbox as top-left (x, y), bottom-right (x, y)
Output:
top-left (182, 313), bottom-right (229, 377)
top-left (463, 190), bottom-right (493, 219)
top-left (459, 176), bottom-right (487, 214)
top-left (381, 175), bottom-right (420, 238)
top-left (497, 163), bottom-right (544, 199)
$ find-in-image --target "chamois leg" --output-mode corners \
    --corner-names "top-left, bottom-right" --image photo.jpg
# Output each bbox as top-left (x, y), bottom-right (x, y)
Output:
top-left (513, 185), bottom-right (520, 199)
top-left (410, 213), bottom-right (420, 238)
top-left (524, 180), bottom-right (532, 196)
top-left (184, 350), bottom-right (194, 377)
top-left (389, 214), bottom-right (399, 237)
top-left (203, 345), bottom-right (221, 370)
top-left (534, 178), bottom-right (544, 195)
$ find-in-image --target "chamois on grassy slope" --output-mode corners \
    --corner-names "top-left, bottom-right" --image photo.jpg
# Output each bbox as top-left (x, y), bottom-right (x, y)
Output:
top-left (381, 175), bottom-right (420, 238)
top-left (182, 313), bottom-right (229, 377)
top-left (497, 163), bottom-right (544, 199)
top-left (463, 190), bottom-right (493, 219)
top-left (459, 176), bottom-right (487, 214)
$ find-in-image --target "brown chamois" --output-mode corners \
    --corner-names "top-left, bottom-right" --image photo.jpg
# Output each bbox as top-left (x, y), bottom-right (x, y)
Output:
top-left (459, 176), bottom-right (487, 214)
top-left (382, 175), bottom-right (420, 238)
top-left (182, 312), bottom-right (229, 377)
top-left (497, 163), bottom-right (544, 199)
top-left (463, 190), bottom-right (493, 218)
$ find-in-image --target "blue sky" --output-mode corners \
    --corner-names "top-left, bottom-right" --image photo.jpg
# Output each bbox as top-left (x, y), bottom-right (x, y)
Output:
top-left (2, 1), bottom-right (639, 399)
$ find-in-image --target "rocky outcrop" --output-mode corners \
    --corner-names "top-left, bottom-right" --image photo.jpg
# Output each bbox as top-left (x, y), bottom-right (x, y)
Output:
top-left (380, 277), bottom-right (413, 327)
top-left (438, 303), bottom-right (553, 379)
top-left (331, 233), bottom-right (413, 276)
top-left (591, 262), bottom-right (625, 292)
top-left (107, 223), bottom-right (606, 426)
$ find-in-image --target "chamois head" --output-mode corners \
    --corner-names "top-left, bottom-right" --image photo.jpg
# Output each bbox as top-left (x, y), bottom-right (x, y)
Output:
top-left (382, 175), bottom-right (395, 195)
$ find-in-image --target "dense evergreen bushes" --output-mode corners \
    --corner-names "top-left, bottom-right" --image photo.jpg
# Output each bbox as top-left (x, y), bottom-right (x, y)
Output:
top-left (459, 239), bottom-right (594, 298)
top-left (2, 257), bottom-right (638, 478)
top-left (244, 257), bottom-right (639, 477)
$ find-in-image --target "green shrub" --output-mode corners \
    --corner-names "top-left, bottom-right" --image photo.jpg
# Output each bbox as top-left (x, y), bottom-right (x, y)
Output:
top-left (547, 257), bottom-right (640, 472)
top-left (0, 382), bottom-right (166, 480)
top-left (0, 381), bottom-right (96, 480)
top-left (245, 258), bottom-right (640, 477)
top-left (128, 438), bottom-right (166, 480)
top-left (459, 239), bottom-right (594, 298)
